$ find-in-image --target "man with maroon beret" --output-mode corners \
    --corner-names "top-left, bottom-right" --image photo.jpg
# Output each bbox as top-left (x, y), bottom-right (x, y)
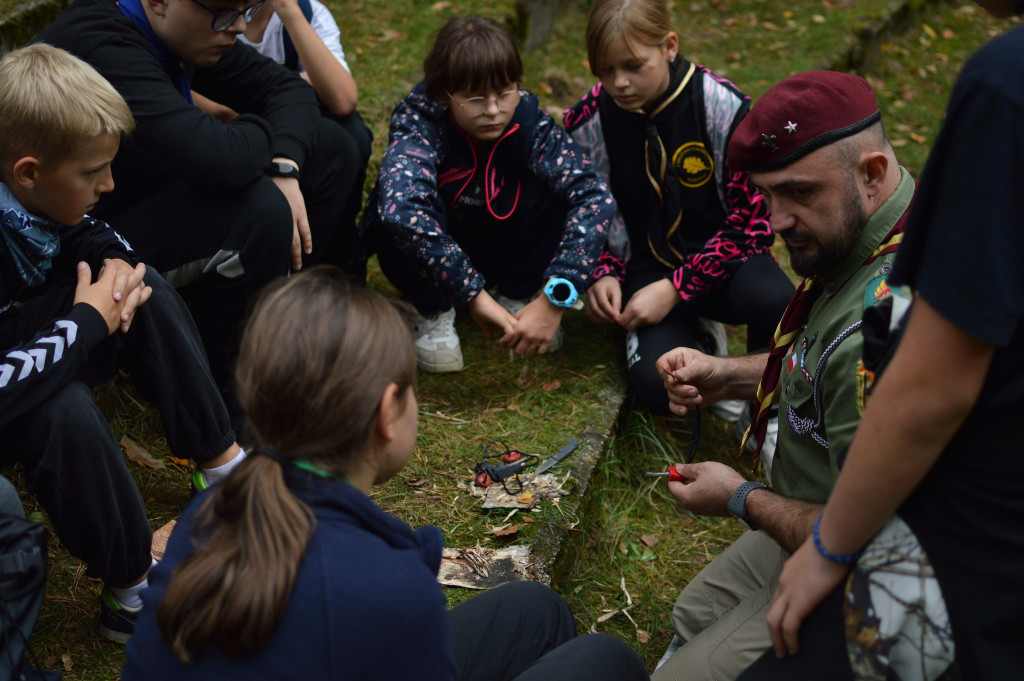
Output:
top-left (650, 70), bottom-right (916, 681)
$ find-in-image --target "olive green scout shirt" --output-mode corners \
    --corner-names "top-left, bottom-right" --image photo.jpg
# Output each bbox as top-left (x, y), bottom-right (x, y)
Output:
top-left (771, 169), bottom-right (915, 504)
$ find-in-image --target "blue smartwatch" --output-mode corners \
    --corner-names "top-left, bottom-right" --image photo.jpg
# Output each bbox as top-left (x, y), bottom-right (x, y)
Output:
top-left (543, 277), bottom-right (579, 308)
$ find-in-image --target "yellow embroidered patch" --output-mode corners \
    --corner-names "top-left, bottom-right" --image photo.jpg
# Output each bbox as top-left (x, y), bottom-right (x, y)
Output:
top-left (672, 142), bottom-right (714, 188)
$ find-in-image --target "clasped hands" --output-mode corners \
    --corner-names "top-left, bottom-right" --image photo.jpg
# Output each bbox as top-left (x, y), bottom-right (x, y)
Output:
top-left (74, 258), bottom-right (152, 335)
top-left (586, 276), bottom-right (678, 330)
top-left (467, 289), bottom-right (563, 356)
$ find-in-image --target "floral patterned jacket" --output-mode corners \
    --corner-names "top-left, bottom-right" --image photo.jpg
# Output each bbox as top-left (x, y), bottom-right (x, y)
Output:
top-left (370, 82), bottom-right (615, 304)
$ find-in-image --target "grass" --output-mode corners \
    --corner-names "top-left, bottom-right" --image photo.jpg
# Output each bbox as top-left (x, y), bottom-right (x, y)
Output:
top-left (1, 0), bottom-right (1019, 677)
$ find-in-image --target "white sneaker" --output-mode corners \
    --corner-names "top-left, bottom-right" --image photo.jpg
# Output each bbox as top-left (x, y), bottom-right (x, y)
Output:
top-left (494, 294), bottom-right (564, 353)
top-left (695, 317), bottom-right (728, 356)
top-left (413, 308), bottom-right (463, 372)
top-left (736, 406), bottom-right (778, 484)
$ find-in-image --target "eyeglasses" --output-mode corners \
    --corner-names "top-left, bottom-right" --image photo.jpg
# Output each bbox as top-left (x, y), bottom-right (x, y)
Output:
top-left (448, 88), bottom-right (521, 117)
top-left (188, 0), bottom-right (265, 31)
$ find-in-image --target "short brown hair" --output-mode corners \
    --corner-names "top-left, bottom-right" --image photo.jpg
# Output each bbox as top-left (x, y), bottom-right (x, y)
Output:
top-left (586, 0), bottom-right (674, 75)
top-left (0, 43), bottom-right (134, 164)
top-left (423, 16), bottom-right (523, 102)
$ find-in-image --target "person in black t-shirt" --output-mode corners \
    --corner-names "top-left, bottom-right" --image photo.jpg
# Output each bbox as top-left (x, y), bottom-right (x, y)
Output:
top-left (747, 1), bottom-right (1024, 679)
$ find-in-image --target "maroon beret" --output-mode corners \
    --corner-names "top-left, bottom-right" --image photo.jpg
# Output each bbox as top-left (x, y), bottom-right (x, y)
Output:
top-left (727, 70), bottom-right (880, 173)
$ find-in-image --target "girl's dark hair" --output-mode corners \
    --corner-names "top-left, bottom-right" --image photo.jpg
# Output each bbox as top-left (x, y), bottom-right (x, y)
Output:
top-left (157, 267), bottom-right (416, 662)
top-left (423, 16), bottom-right (523, 102)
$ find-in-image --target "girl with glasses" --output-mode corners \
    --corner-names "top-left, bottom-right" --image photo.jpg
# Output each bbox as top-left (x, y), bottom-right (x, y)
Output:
top-left (361, 16), bottom-right (615, 373)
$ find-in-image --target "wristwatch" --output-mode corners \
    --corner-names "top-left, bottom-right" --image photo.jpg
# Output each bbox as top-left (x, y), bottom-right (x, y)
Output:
top-left (267, 160), bottom-right (301, 181)
top-left (727, 481), bottom-right (768, 530)
top-left (543, 277), bottom-right (579, 308)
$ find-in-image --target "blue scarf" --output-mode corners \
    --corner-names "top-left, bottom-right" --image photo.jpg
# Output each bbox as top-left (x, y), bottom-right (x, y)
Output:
top-left (118, 0), bottom-right (194, 105)
top-left (0, 184), bottom-right (61, 287)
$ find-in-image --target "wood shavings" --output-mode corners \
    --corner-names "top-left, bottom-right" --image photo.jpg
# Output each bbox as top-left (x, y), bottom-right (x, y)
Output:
top-left (466, 472), bottom-right (572, 509)
top-left (438, 545), bottom-right (536, 589)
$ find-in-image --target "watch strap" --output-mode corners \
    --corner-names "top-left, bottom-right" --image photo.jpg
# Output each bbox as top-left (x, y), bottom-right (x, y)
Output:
top-left (727, 480), bottom-right (768, 530)
top-left (543, 277), bottom-right (578, 308)
top-left (267, 160), bottom-right (300, 181)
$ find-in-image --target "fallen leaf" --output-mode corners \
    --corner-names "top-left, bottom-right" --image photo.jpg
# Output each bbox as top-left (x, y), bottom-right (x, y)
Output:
top-left (542, 380), bottom-right (562, 391)
top-left (922, 23), bottom-right (937, 39)
top-left (492, 523), bottom-right (525, 537)
top-left (909, 133), bottom-right (927, 145)
top-left (151, 520), bottom-right (177, 561)
top-left (619, 541), bottom-right (628, 555)
top-left (596, 609), bottom-right (619, 623)
top-left (121, 436), bottom-right (165, 470)
top-left (430, 0), bottom-right (450, 8)
top-left (167, 455), bottom-right (190, 468)
top-left (405, 477), bottom-right (428, 487)
top-left (637, 629), bottom-right (649, 644)
top-left (62, 654), bottom-right (73, 672)
top-left (640, 534), bottom-right (659, 548)
top-left (518, 491), bottom-right (533, 504)
top-left (812, 14), bottom-right (826, 22)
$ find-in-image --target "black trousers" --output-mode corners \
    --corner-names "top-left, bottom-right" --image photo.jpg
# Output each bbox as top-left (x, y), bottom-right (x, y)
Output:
top-left (0, 271), bottom-right (235, 586)
top-left (450, 581), bottom-right (649, 681)
top-left (320, 109), bottom-right (373, 270)
top-left (735, 587), bottom-right (853, 680)
top-left (376, 189), bottom-right (567, 315)
top-left (101, 116), bottom-right (360, 393)
top-left (624, 255), bottom-right (794, 413)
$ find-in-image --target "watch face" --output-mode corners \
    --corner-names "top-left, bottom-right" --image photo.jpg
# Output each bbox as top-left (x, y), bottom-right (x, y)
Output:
top-left (551, 282), bottom-right (571, 302)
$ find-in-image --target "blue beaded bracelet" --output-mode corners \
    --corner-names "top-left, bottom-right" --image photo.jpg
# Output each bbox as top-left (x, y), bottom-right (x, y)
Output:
top-left (812, 515), bottom-right (862, 565)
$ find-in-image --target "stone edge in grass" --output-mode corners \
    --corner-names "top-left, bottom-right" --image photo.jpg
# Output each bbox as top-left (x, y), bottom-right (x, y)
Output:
top-left (531, 379), bottom-right (628, 585)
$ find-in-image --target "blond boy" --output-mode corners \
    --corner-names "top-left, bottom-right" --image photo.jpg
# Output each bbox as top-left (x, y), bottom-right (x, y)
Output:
top-left (0, 44), bottom-right (243, 642)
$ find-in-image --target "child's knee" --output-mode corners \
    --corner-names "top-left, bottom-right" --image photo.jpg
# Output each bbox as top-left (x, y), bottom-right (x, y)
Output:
top-left (629, 358), bottom-right (672, 414)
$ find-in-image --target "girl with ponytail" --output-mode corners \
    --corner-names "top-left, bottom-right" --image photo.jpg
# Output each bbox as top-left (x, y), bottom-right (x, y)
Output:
top-left (121, 266), bottom-right (648, 681)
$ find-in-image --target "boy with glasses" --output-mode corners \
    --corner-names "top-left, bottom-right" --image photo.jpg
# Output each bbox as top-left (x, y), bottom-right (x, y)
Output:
top-left (35, 0), bottom-right (362, 424)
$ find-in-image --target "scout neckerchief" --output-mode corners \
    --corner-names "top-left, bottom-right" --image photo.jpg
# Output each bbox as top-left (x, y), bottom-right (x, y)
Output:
top-left (740, 210), bottom-right (909, 461)
top-left (643, 57), bottom-right (696, 267)
top-left (0, 183), bottom-right (60, 287)
top-left (118, 0), bottom-right (195, 105)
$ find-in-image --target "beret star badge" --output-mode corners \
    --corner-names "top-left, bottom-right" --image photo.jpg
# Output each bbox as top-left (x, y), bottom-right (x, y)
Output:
top-left (785, 120), bottom-right (798, 134)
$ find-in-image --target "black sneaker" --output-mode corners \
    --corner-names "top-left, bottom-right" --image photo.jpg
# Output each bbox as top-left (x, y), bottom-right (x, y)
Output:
top-left (98, 585), bottom-right (141, 643)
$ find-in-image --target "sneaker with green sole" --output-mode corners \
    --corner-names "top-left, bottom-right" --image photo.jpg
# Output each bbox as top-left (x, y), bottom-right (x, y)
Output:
top-left (189, 467), bottom-right (208, 499)
top-left (98, 585), bottom-right (141, 643)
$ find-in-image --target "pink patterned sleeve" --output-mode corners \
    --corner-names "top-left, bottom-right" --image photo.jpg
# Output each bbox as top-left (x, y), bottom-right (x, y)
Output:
top-left (670, 169), bottom-right (774, 301)
top-left (591, 248), bottom-right (625, 284)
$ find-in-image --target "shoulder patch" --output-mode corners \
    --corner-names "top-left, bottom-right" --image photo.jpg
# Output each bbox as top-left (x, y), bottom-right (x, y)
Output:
top-left (863, 274), bottom-right (892, 310)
